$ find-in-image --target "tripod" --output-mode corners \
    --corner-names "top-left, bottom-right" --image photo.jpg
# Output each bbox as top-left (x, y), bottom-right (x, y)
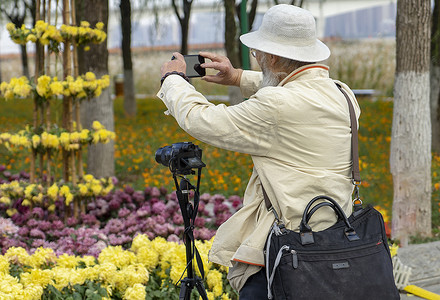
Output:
top-left (173, 170), bottom-right (208, 300)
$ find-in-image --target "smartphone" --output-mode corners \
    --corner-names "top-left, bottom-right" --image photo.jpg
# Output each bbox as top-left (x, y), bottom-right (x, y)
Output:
top-left (172, 54), bottom-right (206, 78)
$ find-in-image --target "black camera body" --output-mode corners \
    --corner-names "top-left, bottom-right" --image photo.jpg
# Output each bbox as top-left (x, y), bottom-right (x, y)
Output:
top-left (155, 142), bottom-right (206, 175)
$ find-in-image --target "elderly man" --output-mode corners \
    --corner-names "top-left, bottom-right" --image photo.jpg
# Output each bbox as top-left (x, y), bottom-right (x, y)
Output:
top-left (158, 4), bottom-right (360, 299)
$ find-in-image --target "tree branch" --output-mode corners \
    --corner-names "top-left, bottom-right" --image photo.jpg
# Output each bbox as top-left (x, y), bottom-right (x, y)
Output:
top-left (171, 0), bottom-right (183, 26)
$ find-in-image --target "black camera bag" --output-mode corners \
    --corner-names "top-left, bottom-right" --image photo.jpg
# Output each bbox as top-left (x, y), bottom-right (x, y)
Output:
top-left (264, 196), bottom-right (400, 300)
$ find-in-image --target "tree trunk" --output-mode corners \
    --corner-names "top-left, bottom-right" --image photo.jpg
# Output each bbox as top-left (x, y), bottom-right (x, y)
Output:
top-left (273, 0), bottom-right (304, 5)
top-left (224, 0), bottom-right (242, 105)
top-left (20, 44), bottom-right (30, 78)
top-left (1, 2), bottom-right (29, 79)
top-left (235, 0), bottom-right (258, 67)
top-left (77, 0), bottom-right (115, 178)
top-left (120, 0), bottom-right (136, 117)
top-left (172, 0), bottom-right (193, 55)
top-left (431, 0), bottom-right (440, 152)
top-left (224, 0), bottom-right (240, 68)
top-left (390, 0), bottom-right (431, 246)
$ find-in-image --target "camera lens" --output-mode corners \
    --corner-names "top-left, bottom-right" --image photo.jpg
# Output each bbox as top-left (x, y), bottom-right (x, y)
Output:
top-left (155, 146), bottom-right (174, 167)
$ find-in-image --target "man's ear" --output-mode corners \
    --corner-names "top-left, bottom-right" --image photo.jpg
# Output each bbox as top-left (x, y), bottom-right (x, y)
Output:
top-left (269, 54), bottom-right (280, 68)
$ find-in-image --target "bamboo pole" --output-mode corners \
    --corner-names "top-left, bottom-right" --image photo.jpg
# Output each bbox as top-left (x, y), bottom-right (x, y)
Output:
top-left (45, 0), bottom-right (51, 76)
top-left (46, 100), bottom-right (52, 185)
top-left (39, 102), bottom-right (44, 178)
top-left (31, 0), bottom-right (42, 184)
top-left (62, 0), bottom-right (72, 183)
top-left (71, 0), bottom-right (83, 216)
top-left (45, 0), bottom-right (52, 185)
top-left (67, 0), bottom-right (77, 188)
top-left (71, 0), bottom-right (83, 180)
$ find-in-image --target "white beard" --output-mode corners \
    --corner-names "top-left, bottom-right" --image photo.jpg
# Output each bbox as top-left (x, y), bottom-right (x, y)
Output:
top-left (260, 56), bottom-right (283, 88)
top-left (261, 70), bottom-right (281, 88)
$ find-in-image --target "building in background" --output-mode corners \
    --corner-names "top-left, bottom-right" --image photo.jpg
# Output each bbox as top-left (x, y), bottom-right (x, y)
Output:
top-left (0, 0), bottom-right (396, 55)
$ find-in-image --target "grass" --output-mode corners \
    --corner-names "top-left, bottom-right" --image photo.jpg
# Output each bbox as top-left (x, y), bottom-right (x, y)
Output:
top-left (1, 95), bottom-right (439, 240)
top-left (326, 39), bottom-right (396, 96)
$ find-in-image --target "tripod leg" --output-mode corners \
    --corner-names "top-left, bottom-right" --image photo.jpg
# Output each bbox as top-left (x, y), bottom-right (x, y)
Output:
top-left (179, 278), bottom-right (194, 300)
top-left (195, 279), bottom-right (209, 300)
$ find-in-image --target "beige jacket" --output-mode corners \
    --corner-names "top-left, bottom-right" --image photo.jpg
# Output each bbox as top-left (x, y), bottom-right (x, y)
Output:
top-left (157, 64), bottom-right (360, 288)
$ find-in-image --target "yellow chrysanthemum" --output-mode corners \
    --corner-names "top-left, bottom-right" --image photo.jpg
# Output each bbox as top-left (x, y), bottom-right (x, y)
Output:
top-left (131, 234), bottom-right (151, 253)
top-left (59, 185), bottom-right (70, 196)
top-left (390, 244), bottom-right (398, 258)
top-left (26, 34), bottom-right (37, 43)
top-left (0, 256), bottom-right (9, 275)
top-left (24, 184), bottom-right (36, 198)
top-left (221, 293), bottom-right (232, 300)
top-left (47, 183), bottom-right (59, 200)
top-left (6, 208), bottom-right (17, 217)
top-left (36, 75), bottom-right (51, 97)
top-left (80, 255), bottom-right (97, 267)
top-left (123, 283), bottom-right (146, 300)
top-left (59, 132), bottom-right (70, 148)
top-left (28, 247), bottom-right (57, 269)
top-left (78, 183), bottom-right (89, 196)
top-left (6, 23), bottom-right (15, 32)
top-left (206, 291), bottom-right (215, 300)
top-left (4, 247), bottom-right (30, 265)
top-left (135, 247), bottom-right (159, 271)
top-left (85, 72), bottom-right (96, 81)
top-left (21, 199), bottom-right (31, 206)
top-left (48, 204), bottom-right (56, 212)
top-left (32, 135), bottom-right (40, 148)
top-left (92, 120), bottom-right (103, 131)
top-left (65, 193), bottom-right (74, 205)
top-left (79, 129), bottom-right (90, 141)
top-left (96, 22), bottom-right (104, 30)
top-left (98, 246), bottom-right (136, 269)
top-left (120, 264), bottom-right (149, 289)
top-left (50, 81), bottom-right (64, 96)
top-left (20, 269), bottom-right (53, 288)
top-left (0, 196), bottom-right (11, 205)
top-left (207, 269), bottom-right (223, 297)
top-left (57, 253), bottom-right (81, 269)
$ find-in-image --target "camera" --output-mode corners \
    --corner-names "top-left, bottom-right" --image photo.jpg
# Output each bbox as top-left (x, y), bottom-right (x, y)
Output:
top-left (155, 142), bottom-right (206, 175)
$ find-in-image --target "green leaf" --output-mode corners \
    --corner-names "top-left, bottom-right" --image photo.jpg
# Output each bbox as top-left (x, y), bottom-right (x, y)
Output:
top-left (73, 292), bottom-right (83, 300)
top-left (73, 284), bottom-right (85, 295)
top-left (98, 287), bottom-right (108, 297)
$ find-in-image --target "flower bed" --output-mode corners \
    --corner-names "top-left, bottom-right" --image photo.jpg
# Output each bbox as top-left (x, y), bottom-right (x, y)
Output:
top-left (0, 167), bottom-right (241, 299)
top-left (0, 235), bottom-right (235, 299)
top-left (0, 168), bottom-right (241, 257)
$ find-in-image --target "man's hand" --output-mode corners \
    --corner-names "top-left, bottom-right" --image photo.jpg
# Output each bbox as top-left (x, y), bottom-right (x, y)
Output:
top-left (200, 52), bottom-right (243, 86)
top-left (160, 52), bottom-right (186, 76)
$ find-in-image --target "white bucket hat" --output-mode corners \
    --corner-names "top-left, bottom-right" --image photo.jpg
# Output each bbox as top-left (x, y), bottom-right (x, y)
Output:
top-left (240, 4), bottom-right (330, 62)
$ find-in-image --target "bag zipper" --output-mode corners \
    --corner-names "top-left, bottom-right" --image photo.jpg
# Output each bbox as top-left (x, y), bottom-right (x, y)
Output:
top-left (288, 240), bottom-right (382, 269)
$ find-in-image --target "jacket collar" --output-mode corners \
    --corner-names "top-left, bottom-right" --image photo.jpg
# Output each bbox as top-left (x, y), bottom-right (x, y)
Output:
top-left (278, 64), bottom-right (329, 87)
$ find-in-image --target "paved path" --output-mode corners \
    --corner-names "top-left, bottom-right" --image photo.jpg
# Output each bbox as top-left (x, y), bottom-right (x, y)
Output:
top-left (397, 241), bottom-right (440, 299)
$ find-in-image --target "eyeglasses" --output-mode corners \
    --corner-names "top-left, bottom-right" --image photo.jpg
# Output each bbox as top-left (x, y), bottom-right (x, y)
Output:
top-left (250, 48), bottom-right (256, 58)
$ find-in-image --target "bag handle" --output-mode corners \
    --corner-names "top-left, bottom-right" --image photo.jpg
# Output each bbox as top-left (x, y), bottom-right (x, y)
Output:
top-left (262, 84), bottom-right (361, 214)
top-left (305, 202), bottom-right (337, 223)
top-left (299, 195), bottom-right (360, 245)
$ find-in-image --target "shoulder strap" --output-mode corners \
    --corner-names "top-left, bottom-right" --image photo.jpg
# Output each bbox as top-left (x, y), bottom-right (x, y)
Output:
top-left (263, 83), bottom-right (361, 210)
top-left (336, 83), bottom-right (361, 183)
top-left (262, 185), bottom-right (272, 210)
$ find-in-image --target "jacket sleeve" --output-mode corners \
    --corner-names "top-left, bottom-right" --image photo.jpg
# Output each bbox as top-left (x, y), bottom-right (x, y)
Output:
top-left (240, 70), bottom-right (263, 98)
top-left (157, 74), bottom-right (278, 156)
